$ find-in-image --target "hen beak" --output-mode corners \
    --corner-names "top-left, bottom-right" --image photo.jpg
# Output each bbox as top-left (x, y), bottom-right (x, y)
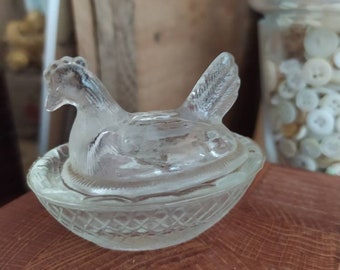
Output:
top-left (46, 93), bottom-right (62, 112)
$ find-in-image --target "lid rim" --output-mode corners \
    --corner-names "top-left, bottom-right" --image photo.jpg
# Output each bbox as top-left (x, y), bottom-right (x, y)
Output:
top-left (249, 0), bottom-right (340, 13)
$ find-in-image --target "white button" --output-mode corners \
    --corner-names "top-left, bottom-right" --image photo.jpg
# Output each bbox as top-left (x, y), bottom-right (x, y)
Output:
top-left (292, 154), bottom-right (317, 171)
top-left (263, 60), bottom-right (278, 92)
top-left (326, 162), bottom-right (340, 175)
top-left (294, 125), bottom-right (307, 140)
top-left (278, 138), bottom-right (297, 158)
top-left (320, 134), bottom-right (340, 159)
top-left (304, 27), bottom-right (339, 58)
top-left (286, 71), bottom-right (307, 91)
top-left (302, 58), bottom-right (333, 87)
top-left (295, 89), bottom-right (319, 112)
top-left (279, 59), bottom-right (301, 75)
top-left (269, 94), bottom-right (281, 105)
top-left (277, 100), bottom-right (297, 124)
top-left (316, 155), bottom-right (335, 169)
top-left (299, 137), bottom-right (321, 158)
top-left (306, 109), bottom-right (335, 136)
top-left (319, 93), bottom-right (340, 115)
top-left (333, 48), bottom-right (340, 68)
top-left (335, 116), bottom-right (340, 132)
top-left (278, 82), bottom-right (297, 99)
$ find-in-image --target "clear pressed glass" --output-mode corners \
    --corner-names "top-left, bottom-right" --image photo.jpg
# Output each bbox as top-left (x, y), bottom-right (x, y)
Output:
top-left (28, 53), bottom-right (264, 250)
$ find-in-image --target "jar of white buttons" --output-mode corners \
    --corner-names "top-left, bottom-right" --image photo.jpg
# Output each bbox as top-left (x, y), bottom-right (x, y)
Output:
top-left (249, 0), bottom-right (340, 175)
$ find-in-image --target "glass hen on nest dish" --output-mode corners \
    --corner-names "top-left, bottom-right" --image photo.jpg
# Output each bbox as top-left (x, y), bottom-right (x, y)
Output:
top-left (28, 52), bottom-right (264, 251)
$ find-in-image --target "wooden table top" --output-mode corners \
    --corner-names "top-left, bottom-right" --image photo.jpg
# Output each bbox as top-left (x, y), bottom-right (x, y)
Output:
top-left (0, 163), bottom-right (339, 270)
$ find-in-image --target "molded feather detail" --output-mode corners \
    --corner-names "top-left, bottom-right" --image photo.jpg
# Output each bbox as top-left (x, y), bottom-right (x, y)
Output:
top-left (180, 52), bottom-right (240, 123)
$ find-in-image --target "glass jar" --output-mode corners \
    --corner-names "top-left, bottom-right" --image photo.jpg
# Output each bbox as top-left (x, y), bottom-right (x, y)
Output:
top-left (249, 0), bottom-right (340, 175)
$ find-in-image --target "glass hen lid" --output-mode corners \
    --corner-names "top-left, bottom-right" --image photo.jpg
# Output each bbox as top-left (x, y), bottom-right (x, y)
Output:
top-left (40, 52), bottom-right (257, 200)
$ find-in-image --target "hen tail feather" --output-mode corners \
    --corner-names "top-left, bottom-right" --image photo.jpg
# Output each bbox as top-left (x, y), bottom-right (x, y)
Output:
top-left (179, 52), bottom-right (240, 123)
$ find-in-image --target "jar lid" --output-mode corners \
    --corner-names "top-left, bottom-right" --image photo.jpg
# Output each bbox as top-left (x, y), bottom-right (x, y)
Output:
top-left (249, 0), bottom-right (340, 13)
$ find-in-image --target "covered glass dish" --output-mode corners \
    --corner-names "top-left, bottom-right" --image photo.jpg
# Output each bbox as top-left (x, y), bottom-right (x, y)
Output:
top-left (27, 52), bottom-right (264, 250)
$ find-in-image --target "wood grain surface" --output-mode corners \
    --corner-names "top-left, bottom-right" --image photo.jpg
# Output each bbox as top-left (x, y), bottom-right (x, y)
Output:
top-left (1, 163), bottom-right (339, 270)
top-left (94, 0), bottom-right (137, 112)
top-left (71, 0), bottom-right (99, 75)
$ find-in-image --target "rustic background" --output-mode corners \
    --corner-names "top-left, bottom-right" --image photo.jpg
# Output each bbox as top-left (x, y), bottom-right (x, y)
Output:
top-left (0, 0), bottom-right (261, 205)
top-left (72, 0), bottom-right (261, 136)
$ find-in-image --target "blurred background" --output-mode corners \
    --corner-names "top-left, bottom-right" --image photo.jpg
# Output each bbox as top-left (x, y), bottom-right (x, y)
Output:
top-left (0, 0), bottom-right (261, 205)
